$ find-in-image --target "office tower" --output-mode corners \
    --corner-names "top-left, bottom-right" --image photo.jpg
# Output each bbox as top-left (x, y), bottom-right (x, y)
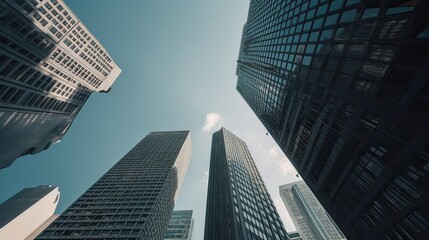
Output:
top-left (236, 0), bottom-right (429, 239)
top-left (280, 181), bottom-right (345, 240)
top-left (37, 131), bottom-right (191, 239)
top-left (0, 185), bottom-right (60, 240)
top-left (204, 128), bottom-right (288, 240)
top-left (287, 231), bottom-right (303, 240)
top-left (164, 210), bottom-right (194, 240)
top-left (0, 0), bottom-right (121, 169)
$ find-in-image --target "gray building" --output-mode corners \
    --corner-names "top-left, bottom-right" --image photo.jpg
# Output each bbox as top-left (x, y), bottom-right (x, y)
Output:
top-left (37, 131), bottom-right (192, 239)
top-left (164, 210), bottom-right (194, 240)
top-left (204, 127), bottom-right (288, 240)
top-left (0, 185), bottom-right (60, 240)
top-left (236, 0), bottom-right (429, 239)
top-left (0, 0), bottom-right (121, 169)
top-left (280, 181), bottom-right (345, 240)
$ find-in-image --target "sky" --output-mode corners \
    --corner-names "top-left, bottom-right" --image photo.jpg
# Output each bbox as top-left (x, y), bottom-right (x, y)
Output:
top-left (0, 1), bottom-right (302, 239)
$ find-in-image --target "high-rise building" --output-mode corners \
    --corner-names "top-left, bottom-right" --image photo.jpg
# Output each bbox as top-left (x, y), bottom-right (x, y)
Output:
top-left (204, 127), bottom-right (288, 240)
top-left (236, 1), bottom-right (429, 239)
top-left (164, 210), bottom-right (194, 240)
top-left (280, 181), bottom-right (345, 240)
top-left (37, 131), bottom-right (192, 240)
top-left (0, 0), bottom-right (121, 169)
top-left (0, 185), bottom-right (60, 240)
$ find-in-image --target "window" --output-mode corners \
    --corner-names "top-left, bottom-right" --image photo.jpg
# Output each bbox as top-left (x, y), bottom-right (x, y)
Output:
top-left (0, 60), bottom-right (19, 76)
top-left (44, 2), bottom-right (52, 10)
top-left (362, 8), bottom-right (379, 19)
top-left (325, 14), bottom-right (338, 26)
top-left (340, 9), bottom-right (356, 23)
top-left (49, 26), bottom-right (57, 34)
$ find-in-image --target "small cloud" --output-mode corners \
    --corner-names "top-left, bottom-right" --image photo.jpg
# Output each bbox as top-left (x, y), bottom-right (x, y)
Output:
top-left (267, 147), bottom-right (279, 158)
top-left (198, 170), bottom-right (209, 187)
top-left (264, 147), bottom-right (296, 176)
top-left (202, 113), bottom-right (223, 132)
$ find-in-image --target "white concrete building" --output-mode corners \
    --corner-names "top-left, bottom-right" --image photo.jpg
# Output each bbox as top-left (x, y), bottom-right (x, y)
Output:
top-left (0, 185), bottom-right (60, 240)
top-left (0, 0), bottom-right (121, 169)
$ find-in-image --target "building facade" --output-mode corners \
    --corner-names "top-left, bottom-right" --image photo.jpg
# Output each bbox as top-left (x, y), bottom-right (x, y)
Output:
top-left (164, 210), bottom-right (194, 240)
top-left (204, 128), bottom-right (289, 240)
top-left (287, 231), bottom-right (303, 240)
top-left (0, 185), bottom-right (60, 240)
top-left (280, 181), bottom-right (345, 240)
top-left (236, 1), bottom-right (429, 239)
top-left (37, 131), bottom-right (192, 239)
top-left (0, 0), bottom-right (121, 169)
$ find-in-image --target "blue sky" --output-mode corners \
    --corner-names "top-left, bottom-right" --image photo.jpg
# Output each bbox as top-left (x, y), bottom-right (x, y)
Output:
top-left (0, 1), bottom-right (301, 238)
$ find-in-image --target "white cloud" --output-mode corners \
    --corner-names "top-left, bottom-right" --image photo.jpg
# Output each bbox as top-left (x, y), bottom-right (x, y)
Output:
top-left (274, 197), bottom-right (296, 231)
top-left (202, 113), bottom-right (223, 132)
top-left (265, 147), bottom-right (296, 176)
top-left (198, 170), bottom-right (209, 187)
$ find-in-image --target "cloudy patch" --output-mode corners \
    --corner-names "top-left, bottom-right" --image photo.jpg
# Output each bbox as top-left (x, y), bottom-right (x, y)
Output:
top-left (198, 170), bottom-right (209, 187)
top-left (202, 113), bottom-right (223, 132)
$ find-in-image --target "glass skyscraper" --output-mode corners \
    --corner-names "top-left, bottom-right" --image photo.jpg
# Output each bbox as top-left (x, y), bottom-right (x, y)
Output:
top-left (37, 131), bottom-right (192, 240)
top-left (164, 210), bottom-right (194, 240)
top-left (236, 0), bottom-right (429, 239)
top-left (280, 181), bottom-right (345, 240)
top-left (204, 128), bottom-right (288, 240)
top-left (0, 0), bottom-right (121, 169)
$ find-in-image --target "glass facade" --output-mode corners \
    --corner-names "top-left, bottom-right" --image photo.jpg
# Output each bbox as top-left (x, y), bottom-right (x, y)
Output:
top-left (0, 0), bottom-right (121, 169)
top-left (236, 0), bottom-right (429, 239)
top-left (280, 181), bottom-right (345, 240)
top-left (164, 210), bottom-right (194, 240)
top-left (36, 131), bottom-right (192, 240)
top-left (204, 128), bottom-right (288, 240)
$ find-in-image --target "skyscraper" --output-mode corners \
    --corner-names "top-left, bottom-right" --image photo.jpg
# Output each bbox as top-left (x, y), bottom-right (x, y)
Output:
top-left (164, 210), bottom-right (194, 240)
top-left (0, 185), bottom-right (60, 240)
top-left (37, 131), bottom-right (192, 240)
top-left (204, 127), bottom-right (289, 240)
top-left (280, 181), bottom-right (345, 240)
top-left (0, 0), bottom-right (121, 169)
top-left (236, 1), bottom-right (429, 239)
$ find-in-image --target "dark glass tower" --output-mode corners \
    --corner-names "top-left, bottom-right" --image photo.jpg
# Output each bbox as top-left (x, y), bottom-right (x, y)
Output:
top-left (236, 0), bottom-right (429, 239)
top-left (37, 131), bottom-right (192, 240)
top-left (204, 128), bottom-right (288, 240)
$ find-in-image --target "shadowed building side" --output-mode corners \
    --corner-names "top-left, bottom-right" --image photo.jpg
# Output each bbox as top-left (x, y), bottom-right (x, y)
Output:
top-left (236, 0), bottom-right (429, 239)
top-left (204, 128), bottom-right (289, 240)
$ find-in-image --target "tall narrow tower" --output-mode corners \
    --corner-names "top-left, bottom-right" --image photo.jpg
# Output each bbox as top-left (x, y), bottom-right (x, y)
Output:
top-left (0, 0), bottom-right (121, 169)
top-left (37, 131), bottom-right (192, 240)
top-left (204, 128), bottom-right (288, 240)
